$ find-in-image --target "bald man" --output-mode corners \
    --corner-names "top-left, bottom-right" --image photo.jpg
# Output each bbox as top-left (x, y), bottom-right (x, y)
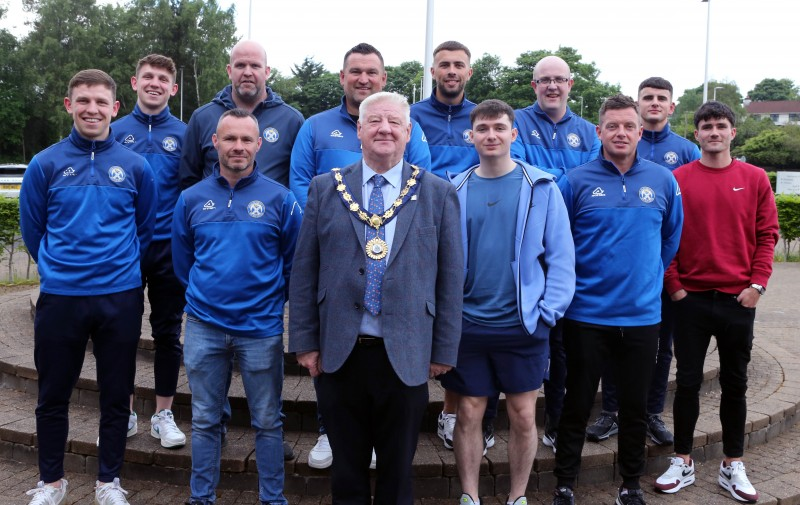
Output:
top-left (180, 40), bottom-right (304, 188)
top-left (509, 55), bottom-right (600, 455)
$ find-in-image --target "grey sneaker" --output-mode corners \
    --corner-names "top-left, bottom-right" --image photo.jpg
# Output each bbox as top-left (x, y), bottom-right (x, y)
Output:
top-left (95, 477), bottom-right (129, 505)
top-left (25, 479), bottom-right (68, 505)
top-left (646, 414), bottom-right (674, 446)
top-left (459, 493), bottom-right (479, 505)
top-left (615, 487), bottom-right (646, 505)
top-left (585, 412), bottom-right (618, 441)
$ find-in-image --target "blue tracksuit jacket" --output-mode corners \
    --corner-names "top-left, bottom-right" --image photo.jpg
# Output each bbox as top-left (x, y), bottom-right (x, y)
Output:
top-left (20, 128), bottom-right (157, 295)
top-left (637, 123), bottom-right (701, 170)
top-left (558, 153), bottom-right (683, 326)
top-left (172, 165), bottom-right (302, 337)
top-left (179, 85), bottom-right (304, 189)
top-left (511, 102), bottom-right (600, 180)
top-left (410, 93), bottom-right (479, 180)
top-left (113, 104), bottom-right (185, 240)
top-left (289, 97), bottom-right (430, 209)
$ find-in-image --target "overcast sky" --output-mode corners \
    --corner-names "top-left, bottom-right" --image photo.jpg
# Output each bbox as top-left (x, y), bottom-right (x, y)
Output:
top-left (3, 0), bottom-right (796, 104)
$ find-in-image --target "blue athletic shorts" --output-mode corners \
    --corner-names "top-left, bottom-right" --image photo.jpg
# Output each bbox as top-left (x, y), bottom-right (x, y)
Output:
top-left (440, 318), bottom-right (549, 397)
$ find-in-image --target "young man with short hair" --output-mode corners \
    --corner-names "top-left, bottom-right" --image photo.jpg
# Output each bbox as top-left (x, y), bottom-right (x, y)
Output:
top-left (20, 69), bottom-right (157, 505)
top-left (587, 77), bottom-right (701, 446)
top-left (655, 101), bottom-right (778, 503)
top-left (446, 99), bottom-right (575, 505)
top-left (113, 53), bottom-right (187, 449)
top-left (552, 95), bottom-right (683, 505)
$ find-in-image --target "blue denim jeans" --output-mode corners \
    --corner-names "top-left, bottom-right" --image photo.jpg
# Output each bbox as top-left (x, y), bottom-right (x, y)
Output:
top-left (183, 317), bottom-right (286, 504)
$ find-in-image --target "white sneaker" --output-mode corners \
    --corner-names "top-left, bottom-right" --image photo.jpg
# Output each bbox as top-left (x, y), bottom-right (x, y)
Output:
top-left (459, 493), bottom-right (480, 505)
top-left (25, 479), bottom-right (68, 505)
top-left (96, 412), bottom-right (138, 446)
top-left (654, 456), bottom-right (695, 493)
top-left (437, 411), bottom-right (456, 450)
top-left (127, 411), bottom-right (137, 437)
top-left (94, 478), bottom-right (129, 505)
top-left (718, 460), bottom-right (759, 503)
top-left (370, 448), bottom-right (377, 470)
top-left (150, 409), bottom-right (186, 448)
top-left (308, 434), bottom-right (333, 469)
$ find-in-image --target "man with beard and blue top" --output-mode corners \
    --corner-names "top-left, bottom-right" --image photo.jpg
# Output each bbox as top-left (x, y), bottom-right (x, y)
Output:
top-left (180, 40), bottom-right (303, 189)
top-left (112, 53), bottom-right (187, 450)
top-left (289, 42), bottom-right (430, 470)
top-left (551, 94), bottom-right (683, 505)
top-left (410, 40), bottom-right (487, 454)
top-left (410, 40), bottom-right (479, 180)
top-left (586, 77), bottom-right (700, 448)
top-left (510, 54), bottom-right (600, 454)
top-left (290, 42), bottom-right (430, 210)
top-left (172, 109), bottom-right (302, 505)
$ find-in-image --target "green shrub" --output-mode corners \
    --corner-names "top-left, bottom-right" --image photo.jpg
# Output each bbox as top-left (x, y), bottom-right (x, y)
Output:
top-left (776, 194), bottom-right (800, 260)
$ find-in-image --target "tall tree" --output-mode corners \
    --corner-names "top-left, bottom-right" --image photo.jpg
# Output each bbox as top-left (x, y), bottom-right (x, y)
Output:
top-left (0, 7), bottom-right (26, 161)
top-left (17, 0), bottom-right (236, 157)
top-left (385, 61), bottom-right (423, 103)
top-left (468, 53), bottom-right (504, 104)
top-left (672, 81), bottom-right (746, 140)
top-left (748, 78), bottom-right (799, 102)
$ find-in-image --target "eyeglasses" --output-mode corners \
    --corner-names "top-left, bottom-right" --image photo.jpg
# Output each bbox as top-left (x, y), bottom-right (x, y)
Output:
top-left (534, 77), bottom-right (570, 86)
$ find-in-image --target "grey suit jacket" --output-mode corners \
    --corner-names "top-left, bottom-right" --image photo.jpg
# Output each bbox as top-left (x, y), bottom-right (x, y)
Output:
top-left (289, 160), bottom-right (463, 386)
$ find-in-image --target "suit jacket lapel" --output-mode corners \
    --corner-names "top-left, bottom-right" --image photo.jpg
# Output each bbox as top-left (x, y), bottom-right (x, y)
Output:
top-left (343, 163), bottom-right (367, 252)
top-left (387, 162), bottom-right (418, 267)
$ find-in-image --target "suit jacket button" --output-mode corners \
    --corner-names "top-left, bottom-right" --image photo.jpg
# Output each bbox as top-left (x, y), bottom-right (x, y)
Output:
top-left (358, 268), bottom-right (365, 275)
top-left (354, 303), bottom-right (361, 309)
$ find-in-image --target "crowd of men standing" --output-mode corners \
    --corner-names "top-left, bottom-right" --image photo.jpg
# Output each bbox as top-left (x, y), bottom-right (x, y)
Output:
top-left (18, 36), bottom-right (778, 505)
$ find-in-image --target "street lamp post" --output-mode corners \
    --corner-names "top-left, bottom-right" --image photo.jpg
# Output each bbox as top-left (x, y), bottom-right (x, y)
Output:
top-left (702, 0), bottom-right (712, 103)
top-left (713, 86), bottom-right (723, 101)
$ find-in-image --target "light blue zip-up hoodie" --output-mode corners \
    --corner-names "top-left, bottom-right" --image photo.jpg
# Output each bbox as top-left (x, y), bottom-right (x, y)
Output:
top-left (450, 162), bottom-right (576, 340)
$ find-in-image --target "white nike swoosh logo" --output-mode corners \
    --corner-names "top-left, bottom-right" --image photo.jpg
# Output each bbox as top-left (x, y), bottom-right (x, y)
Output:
top-left (733, 187), bottom-right (744, 191)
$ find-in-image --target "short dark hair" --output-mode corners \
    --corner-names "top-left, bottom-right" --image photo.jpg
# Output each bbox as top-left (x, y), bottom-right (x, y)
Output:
top-left (599, 94), bottom-right (639, 123)
top-left (136, 54), bottom-right (177, 81)
top-left (638, 77), bottom-right (673, 96)
top-left (67, 69), bottom-right (116, 100)
top-left (470, 99), bottom-right (515, 126)
top-left (693, 100), bottom-right (736, 128)
top-left (217, 108), bottom-right (259, 131)
top-left (343, 42), bottom-right (384, 69)
top-left (433, 40), bottom-right (471, 60)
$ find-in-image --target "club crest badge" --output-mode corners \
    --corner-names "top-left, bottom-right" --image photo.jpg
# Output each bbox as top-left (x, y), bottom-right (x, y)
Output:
top-left (263, 127), bottom-right (279, 143)
top-left (162, 136), bottom-right (178, 152)
top-left (108, 166), bottom-right (126, 183)
top-left (567, 133), bottom-right (581, 148)
top-left (247, 200), bottom-right (265, 218)
top-left (639, 186), bottom-right (655, 204)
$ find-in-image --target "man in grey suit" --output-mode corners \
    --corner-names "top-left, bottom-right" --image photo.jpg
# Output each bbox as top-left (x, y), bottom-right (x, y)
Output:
top-left (289, 91), bottom-right (463, 504)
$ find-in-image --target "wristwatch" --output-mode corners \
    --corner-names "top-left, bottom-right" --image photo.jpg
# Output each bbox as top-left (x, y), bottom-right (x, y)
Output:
top-left (749, 283), bottom-right (766, 295)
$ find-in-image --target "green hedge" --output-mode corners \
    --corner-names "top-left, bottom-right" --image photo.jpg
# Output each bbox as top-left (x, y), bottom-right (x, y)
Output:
top-left (767, 171), bottom-right (777, 192)
top-left (776, 194), bottom-right (800, 259)
top-left (0, 197), bottom-right (32, 282)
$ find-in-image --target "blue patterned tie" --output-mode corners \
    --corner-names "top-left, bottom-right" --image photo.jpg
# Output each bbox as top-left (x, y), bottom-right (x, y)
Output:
top-left (363, 175), bottom-right (386, 315)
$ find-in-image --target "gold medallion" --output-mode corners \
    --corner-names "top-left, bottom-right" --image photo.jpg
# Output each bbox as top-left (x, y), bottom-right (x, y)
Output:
top-left (369, 215), bottom-right (382, 228)
top-left (366, 237), bottom-right (388, 260)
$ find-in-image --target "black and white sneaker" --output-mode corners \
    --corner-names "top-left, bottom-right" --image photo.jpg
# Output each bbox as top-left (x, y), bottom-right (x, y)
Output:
top-left (483, 420), bottom-right (495, 449)
top-left (615, 487), bottom-right (645, 505)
